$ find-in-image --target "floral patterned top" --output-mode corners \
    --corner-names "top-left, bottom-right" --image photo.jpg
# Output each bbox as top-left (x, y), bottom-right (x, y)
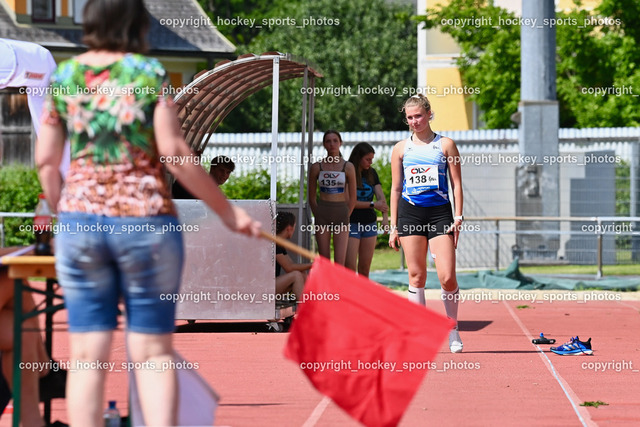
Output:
top-left (43, 53), bottom-right (176, 217)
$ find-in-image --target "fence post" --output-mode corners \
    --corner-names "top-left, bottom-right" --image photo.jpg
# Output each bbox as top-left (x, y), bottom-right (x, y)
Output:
top-left (495, 219), bottom-right (500, 271)
top-left (596, 217), bottom-right (603, 279)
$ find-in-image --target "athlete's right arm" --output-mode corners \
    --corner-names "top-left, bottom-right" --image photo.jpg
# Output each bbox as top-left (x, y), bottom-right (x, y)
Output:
top-left (277, 252), bottom-right (312, 273)
top-left (389, 140), bottom-right (405, 251)
top-left (308, 162), bottom-right (319, 217)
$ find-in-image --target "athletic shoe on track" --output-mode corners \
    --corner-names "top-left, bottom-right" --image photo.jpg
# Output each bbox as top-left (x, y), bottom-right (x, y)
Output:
top-left (550, 336), bottom-right (593, 355)
top-left (449, 328), bottom-right (463, 353)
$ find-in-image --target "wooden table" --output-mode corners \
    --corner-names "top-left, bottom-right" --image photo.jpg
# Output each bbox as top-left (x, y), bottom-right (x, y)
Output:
top-left (1, 248), bottom-right (62, 427)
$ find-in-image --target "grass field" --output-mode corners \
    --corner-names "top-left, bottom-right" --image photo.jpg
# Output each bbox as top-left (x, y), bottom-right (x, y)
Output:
top-left (371, 248), bottom-right (640, 276)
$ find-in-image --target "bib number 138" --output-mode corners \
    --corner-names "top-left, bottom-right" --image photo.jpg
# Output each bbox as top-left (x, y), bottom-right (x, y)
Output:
top-left (405, 165), bottom-right (438, 191)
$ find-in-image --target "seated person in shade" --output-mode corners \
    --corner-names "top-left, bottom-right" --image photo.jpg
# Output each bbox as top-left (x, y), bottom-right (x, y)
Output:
top-left (208, 155), bottom-right (235, 186)
top-left (172, 155), bottom-right (235, 198)
top-left (275, 212), bottom-right (312, 302)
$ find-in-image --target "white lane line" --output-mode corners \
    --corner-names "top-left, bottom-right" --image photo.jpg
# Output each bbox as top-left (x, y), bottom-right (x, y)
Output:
top-left (502, 301), bottom-right (596, 427)
top-left (302, 396), bottom-right (331, 427)
top-left (616, 299), bottom-right (640, 311)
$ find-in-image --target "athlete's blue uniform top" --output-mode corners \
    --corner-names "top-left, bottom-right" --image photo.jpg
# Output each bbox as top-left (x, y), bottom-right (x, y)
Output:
top-left (401, 134), bottom-right (449, 207)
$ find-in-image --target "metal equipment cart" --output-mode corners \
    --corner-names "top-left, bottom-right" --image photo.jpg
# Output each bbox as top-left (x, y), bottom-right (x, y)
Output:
top-left (172, 53), bottom-right (321, 328)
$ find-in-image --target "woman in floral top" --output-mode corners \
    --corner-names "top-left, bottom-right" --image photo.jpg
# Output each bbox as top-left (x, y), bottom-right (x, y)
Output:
top-left (35, 0), bottom-right (261, 425)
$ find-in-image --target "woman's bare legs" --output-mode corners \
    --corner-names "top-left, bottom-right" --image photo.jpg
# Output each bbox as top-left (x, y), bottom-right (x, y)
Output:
top-left (127, 332), bottom-right (178, 426)
top-left (332, 229), bottom-right (349, 266)
top-left (276, 271), bottom-right (305, 301)
top-left (430, 234), bottom-right (462, 352)
top-left (356, 236), bottom-right (377, 278)
top-left (66, 331), bottom-right (113, 426)
top-left (399, 235), bottom-right (428, 305)
top-left (316, 230), bottom-right (331, 260)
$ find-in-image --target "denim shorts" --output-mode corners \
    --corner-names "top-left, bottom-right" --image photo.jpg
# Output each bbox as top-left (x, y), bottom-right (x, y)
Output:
top-left (55, 213), bottom-right (184, 334)
top-left (349, 222), bottom-right (378, 239)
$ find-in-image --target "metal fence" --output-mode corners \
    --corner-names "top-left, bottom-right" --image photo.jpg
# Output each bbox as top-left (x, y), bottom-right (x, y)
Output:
top-left (453, 216), bottom-right (640, 276)
top-left (3, 212), bottom-right (638, 277)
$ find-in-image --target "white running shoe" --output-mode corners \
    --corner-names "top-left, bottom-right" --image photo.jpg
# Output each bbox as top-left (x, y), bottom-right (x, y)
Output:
top-left (449, 328), bottom-right (463, 353)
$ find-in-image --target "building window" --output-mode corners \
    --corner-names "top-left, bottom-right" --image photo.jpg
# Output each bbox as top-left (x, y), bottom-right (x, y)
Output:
top-left (32, 0), bottom-right (55, 22)
top-left (74, 0), bottom-right (88, 24)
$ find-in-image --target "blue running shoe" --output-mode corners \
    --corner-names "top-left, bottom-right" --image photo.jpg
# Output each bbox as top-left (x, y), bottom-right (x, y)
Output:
top-left (550, 336), bottom-right (593, 355)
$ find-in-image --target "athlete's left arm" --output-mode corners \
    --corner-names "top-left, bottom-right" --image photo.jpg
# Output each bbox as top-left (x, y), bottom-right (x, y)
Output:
top-left (374, 183), bottom-right (389, 234)
top-left (443, 138), bottom-right (463, 248)
top-left (345, 162), bottom-right (357, 215)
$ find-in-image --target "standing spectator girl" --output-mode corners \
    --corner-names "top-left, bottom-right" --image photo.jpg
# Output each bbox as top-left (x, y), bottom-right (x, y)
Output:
top-left (308, 130), bottom-right (356, 265)
top-left (345, 143), bottom-right (388, 277)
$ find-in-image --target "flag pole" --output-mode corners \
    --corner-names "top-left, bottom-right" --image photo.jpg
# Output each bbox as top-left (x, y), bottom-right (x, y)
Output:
top-left (259, 230), bottom-right (318, 261)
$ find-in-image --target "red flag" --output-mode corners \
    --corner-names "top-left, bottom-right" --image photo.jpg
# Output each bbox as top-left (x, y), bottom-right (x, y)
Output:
top-left (284, 257), bottom-right (455, 427)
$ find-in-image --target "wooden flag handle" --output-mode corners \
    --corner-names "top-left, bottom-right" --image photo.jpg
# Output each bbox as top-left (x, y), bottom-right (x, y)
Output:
top-left (259, 230), bottom-right (318, 261)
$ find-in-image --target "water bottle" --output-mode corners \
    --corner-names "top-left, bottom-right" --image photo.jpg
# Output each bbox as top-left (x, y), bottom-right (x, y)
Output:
top-left (103, 400), bottom-right (120, 427)
top-left (34, 194), bottom-right (53, 255)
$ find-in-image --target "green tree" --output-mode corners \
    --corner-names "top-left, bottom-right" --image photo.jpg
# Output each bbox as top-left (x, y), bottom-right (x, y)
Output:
top-left (0, 165), bottom-right (43, 246)
top-left (556, 1), bottom-right (640, 128)
top-left (198, 0), bottom-right (291, 46)
top-left (200, 0), bottom-right (417, 132)
top-left (418, 0), bottom-right (640, 129)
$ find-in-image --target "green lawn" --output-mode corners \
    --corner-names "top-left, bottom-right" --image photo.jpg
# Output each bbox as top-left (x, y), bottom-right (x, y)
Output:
top-left (371, 248), bottom-right (406, 271)
top-left (371, 248), bottom-right (640, 276)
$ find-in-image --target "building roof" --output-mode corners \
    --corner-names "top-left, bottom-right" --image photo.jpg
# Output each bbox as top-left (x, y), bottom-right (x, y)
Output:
top-left (0, 0), bottom-right (235, 59)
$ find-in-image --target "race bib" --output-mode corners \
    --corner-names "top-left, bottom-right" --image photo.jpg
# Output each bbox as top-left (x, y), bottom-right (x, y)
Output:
top-left (404, 165), bottom-right (439, 194)
top-left (319, 171), bottom-right (346, 194)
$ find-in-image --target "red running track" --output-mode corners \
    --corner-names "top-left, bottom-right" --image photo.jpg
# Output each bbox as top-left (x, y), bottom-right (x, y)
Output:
top-left (2, 293), bottom-right (639, 426)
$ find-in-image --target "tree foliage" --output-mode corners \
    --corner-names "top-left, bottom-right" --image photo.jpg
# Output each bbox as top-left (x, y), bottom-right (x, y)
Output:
top-left (0, 164), bottom-right (42, 246)
top-left (198, 0), bottom-right (292, 46)
top-left (418, 0), bottom-right (640, 128)
top-left (199, 0), bottom-right (417, 132)
top-left (222, 169), bottom-right (301, 203)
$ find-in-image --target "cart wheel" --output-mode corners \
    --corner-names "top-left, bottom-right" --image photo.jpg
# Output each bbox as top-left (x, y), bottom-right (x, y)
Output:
top-left (187, 320), bottom-right (196, 325)
top-left (267, 321), bottom-right (284, 332)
